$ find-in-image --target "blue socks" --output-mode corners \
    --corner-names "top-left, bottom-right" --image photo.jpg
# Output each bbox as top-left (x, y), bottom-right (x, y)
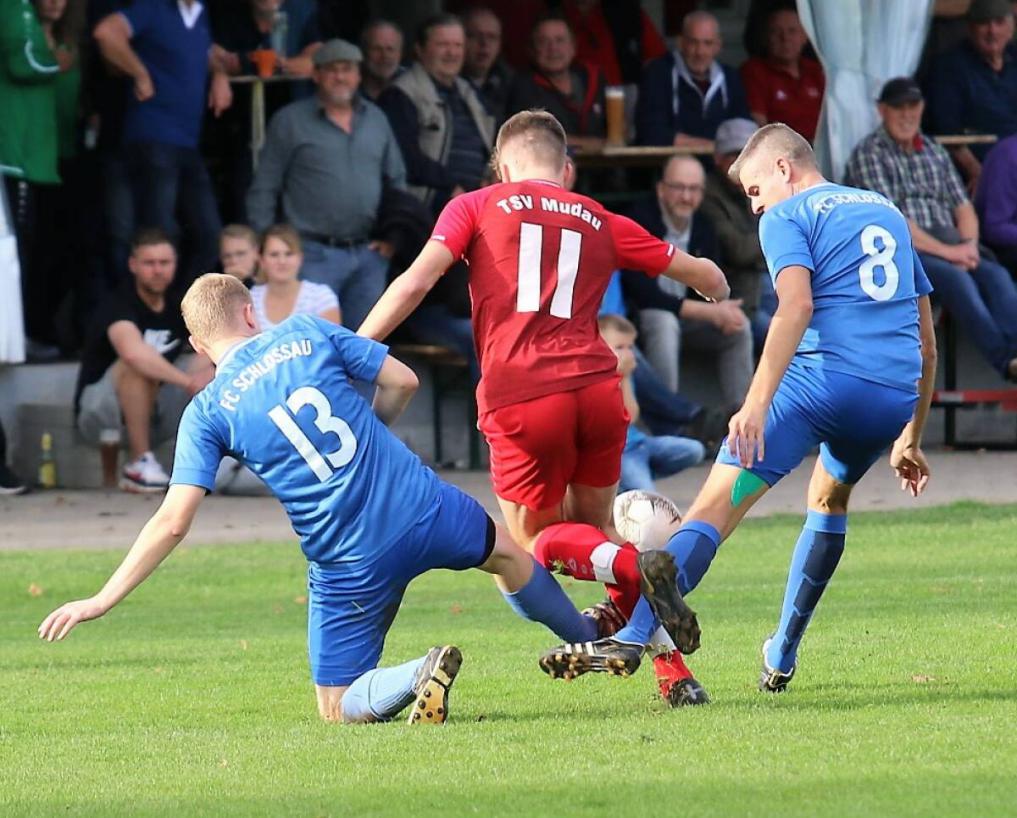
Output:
top-left (340, 655), bottom-right (426, 722)
top-left (502, 559), bottom-right (597, 642)
top-left (611, 521), bottom-right (722, 645)
top-left (766, 510), bottom-right (847, 673)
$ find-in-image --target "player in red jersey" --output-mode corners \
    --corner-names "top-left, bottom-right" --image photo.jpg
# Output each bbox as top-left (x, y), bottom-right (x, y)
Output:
top-left (359, 110), bottom-right (729, 704)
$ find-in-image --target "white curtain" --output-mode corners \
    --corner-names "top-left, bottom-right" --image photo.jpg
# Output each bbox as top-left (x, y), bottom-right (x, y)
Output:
top-left (798, 0), bottom-right (934, 182)
top-left (0, 181), bottom-right (26, 365)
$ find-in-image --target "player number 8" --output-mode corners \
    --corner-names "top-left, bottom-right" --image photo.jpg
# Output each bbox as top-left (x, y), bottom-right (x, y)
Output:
top-left (268, 386), bottom-right (357, 482)
top-left (858, 224), bottom-right (899, 302)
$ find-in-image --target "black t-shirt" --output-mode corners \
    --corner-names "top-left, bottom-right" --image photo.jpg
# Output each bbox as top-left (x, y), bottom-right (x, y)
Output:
top-left (75, 285), bottom-right (188, 412)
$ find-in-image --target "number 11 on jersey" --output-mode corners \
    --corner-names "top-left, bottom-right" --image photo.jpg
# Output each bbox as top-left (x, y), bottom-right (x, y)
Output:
top-left (516, 222), bottom-right (583, 319)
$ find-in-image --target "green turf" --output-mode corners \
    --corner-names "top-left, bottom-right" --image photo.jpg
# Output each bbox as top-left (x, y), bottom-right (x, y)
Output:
top-left (2, 502), bottom-right (1016, 818)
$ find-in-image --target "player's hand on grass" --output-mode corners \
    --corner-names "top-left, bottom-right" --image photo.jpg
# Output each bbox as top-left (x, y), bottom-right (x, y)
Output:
top-left (890, 441), bottom-right (930, 498)
top-left (727, 402), bottom-right (767, 467)
top-left (38, 598), bottom-right (108, 642)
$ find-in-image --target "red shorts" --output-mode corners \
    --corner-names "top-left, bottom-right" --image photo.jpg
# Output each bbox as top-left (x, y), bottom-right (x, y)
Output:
top-left (478, 377), bottom-right (629, 511)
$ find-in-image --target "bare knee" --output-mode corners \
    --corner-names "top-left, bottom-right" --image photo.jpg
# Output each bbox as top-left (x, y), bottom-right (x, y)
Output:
top-left (315, 685), bottom-right (350, 723)
top-left (808, 463), bottom-right (852, 515)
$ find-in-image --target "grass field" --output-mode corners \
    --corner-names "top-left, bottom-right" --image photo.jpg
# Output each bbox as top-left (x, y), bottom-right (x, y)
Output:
top-left (2, 502), bottom-right (1016, 818)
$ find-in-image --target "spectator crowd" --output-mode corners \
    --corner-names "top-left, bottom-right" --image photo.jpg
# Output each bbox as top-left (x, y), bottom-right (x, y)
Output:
top-left (1, 0), bottom-right (1016, 494)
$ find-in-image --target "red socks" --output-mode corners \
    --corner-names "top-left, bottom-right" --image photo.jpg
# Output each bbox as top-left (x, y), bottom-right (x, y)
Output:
top-left (533, 522), bottom-right (641, 590)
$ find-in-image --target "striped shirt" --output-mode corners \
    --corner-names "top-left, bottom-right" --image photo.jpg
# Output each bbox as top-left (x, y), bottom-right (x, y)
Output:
top-left (843, 126), bottom-right (967, 232)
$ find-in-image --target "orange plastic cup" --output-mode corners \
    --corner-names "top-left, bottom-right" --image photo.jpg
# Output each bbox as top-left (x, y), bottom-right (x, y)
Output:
top-left (249, 49), bottom-right (277, 79)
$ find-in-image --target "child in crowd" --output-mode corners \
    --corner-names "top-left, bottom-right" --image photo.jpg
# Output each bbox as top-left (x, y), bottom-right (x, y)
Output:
top-left (599, 314), bottom-right (705, 492)
top-left (218, 225), bottom-right (260, 286)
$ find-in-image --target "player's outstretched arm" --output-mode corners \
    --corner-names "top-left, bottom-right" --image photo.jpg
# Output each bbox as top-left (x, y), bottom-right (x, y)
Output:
top-left (890, 295), bottom-right (937, 497)
top-left (37, 485), bottom-right (206, 642)
top-left (661, 251), bottom-right (730, 303)
top-left (372, 355), bottom-right (420, 426)
top-left (728, 265), bottom-right (813, 467)
top-left (357, 241), bottom-right (454, 342)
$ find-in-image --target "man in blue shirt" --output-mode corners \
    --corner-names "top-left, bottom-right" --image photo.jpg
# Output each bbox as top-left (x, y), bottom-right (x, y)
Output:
top-left (39, 274), bottom-right (597, 725)
top-left (542, 124), bottom-right (938, 695)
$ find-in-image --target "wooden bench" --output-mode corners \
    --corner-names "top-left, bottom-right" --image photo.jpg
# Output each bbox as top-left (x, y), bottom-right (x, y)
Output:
top-left (390, 343), bottom-right (482, 469)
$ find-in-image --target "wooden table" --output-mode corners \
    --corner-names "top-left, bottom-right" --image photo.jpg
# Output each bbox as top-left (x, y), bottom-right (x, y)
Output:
top-left (228, 74), bottom-right (308, 170)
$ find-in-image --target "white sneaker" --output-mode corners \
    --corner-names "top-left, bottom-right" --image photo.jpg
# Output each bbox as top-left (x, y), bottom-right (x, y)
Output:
top-left (119, 452), bottom-right (170, 493)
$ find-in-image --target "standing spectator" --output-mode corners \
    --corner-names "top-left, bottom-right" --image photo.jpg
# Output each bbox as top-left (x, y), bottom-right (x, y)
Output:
top-left (974, 132), bottom-right (1017, 272)
top-left (379, 14), bottom-right (494, 214)
top-left (463, 6), bottom-right (514, 123)
top-left (622, 154), bottom-right (753, 408)
top-left (505, 15), bottom-right (607, 148)
top-left (359, 19), bottom-right (403, 101)
top-left (0, 0), bottom-right (60, 357)
top-left (247, 39), bottom-right (405, 331)
top-left (844, 76), bottom-right (1017, 383)
top-left (562, 0), bottom-right (667, 88)
top-left (700, 117), bottom-right (776, 348)
top-left (74, 228), bottom-right (212, 493)
top-left (599, 314), bottom-right (704, 492)
top-left (251, 224), bottom-right (340, 328)
top-left (218, 224), bottom-right (260, 286)
top-left (92, 0), bottom-right (233, 285)
top-left (925, 0), bottom-right (1017, 192)
top-left (636, 10), bottom-right (749, 148)
top-left (739, 7), bottom-right (824, 141)
top-left (0, 418), bottom-right (28, 495)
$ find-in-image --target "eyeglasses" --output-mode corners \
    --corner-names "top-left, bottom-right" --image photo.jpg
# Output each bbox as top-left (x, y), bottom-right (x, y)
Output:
top-left (660, 182), bottom-right (704, 195)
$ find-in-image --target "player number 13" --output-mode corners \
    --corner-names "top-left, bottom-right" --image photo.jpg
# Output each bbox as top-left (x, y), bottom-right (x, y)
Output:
top-left (268, 386), bottom-right (357, 481)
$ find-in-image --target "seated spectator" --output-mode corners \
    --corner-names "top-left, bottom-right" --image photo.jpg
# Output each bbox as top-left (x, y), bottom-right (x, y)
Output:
top-left (739, 6), bottom-right (824, 141)
top-left (505, 15), bottom-right (607, 149)
top-left (74, 228), bottom-right (212, 493)
top-left (700, 118), bottom-right (776, 349)
top-left (973, 132), bottom-right (1017, 273)
top-left (845, 77), bottom-right (1017, 382)
top-left (599, 314), bottom-right (705, 492)
top-left (93, 0), bottom-right (233, 284)
top-left (463, 7), bottom-right (514, 123)
top-left (0, 418), bottom-right (27, 495)
top-left (621, 155), bottom-right (753, 409)
top-left (379, 13), bottom-right (495, 215)
top-left (252, 225), bottom-right (340, 328)
top-left (636, 10), bottom-right (749, 148)
top-left (359, 19), bottom-right (404, 101)
top-left (219, 224), bottom-right (260, 286)
top-left (925, 0), bottom-right (1017, 191)
top-left (562, 0), bottom-right (667, 88)
top-left (247, 39), bottom-right (405, 330)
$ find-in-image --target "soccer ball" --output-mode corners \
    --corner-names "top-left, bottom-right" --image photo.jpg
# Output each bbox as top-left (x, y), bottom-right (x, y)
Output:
top-left (613, 490), bottom-right (683, 552)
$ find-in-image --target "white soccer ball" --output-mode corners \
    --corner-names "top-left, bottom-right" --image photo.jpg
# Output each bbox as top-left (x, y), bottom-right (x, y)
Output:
top-left (613, 490), bottom-right (683, 552)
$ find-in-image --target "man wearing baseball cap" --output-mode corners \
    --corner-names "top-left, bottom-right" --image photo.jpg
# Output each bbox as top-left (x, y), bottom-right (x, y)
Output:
top-left (925, 0), bottom-right (1017, 191)
top-left (247, 39), bottom-right (407, 330)
top-left (845, 76), bottom-right (1017, 384)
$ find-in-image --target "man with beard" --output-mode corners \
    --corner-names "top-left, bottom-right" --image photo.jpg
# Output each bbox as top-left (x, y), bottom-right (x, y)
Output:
top-left (247, 39), bottom-right (406, 330)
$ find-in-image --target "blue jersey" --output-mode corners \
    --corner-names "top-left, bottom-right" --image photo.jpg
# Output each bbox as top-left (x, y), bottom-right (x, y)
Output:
top-left (171, 315), bottom-right (440, 566)
top-left (759, 182), bottom-right (933, 391)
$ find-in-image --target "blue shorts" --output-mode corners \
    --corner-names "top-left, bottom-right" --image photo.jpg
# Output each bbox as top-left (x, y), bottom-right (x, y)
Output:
top-left (716, 363), bottom-right (918, 486)
top-left (307, 482), bottom-right (494, 687)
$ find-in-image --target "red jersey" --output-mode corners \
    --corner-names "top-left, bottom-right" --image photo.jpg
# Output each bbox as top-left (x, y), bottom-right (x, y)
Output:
top-left (741, 56), bottom-right (825, 142)
top-left (431, 180), bottom-right (676, 413)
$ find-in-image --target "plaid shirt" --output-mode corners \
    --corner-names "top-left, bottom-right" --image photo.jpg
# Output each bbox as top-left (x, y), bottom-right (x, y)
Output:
top-left (843, 126), bottom-right (967, 231)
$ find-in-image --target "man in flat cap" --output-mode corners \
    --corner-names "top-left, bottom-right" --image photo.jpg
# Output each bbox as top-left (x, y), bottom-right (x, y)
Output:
top-left (845, 76), bottom-right (1017, 384)
top-left (925, 0), bottom-right (1017, 193)
top-left (247, 38), bottom-right (407, 330)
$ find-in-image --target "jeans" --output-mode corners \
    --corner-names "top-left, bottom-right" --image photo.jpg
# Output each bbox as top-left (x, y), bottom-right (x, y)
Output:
top-left (619, 434), bottom-right (706, 492)
top-left (404, 303), bottom-right (480, 383)
top-left (125, 141), bottom-right (222, 284)
top-left (631, 346), bottom-right (700, 436)
top-left (638, 308), bottom-right (754, 407)
top-left (918, 252), bottom-right (1017, 377)
top-left (300, 241), bottom-right (389, 331)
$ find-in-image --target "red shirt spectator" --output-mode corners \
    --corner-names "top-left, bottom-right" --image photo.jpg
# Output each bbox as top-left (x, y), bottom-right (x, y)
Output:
top-left (740, 8), bottom-right (824, 141)
top-left (562, 0), bottom-right (667, 86)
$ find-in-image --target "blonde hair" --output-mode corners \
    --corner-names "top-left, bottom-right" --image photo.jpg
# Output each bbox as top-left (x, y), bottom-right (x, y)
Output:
top-left (181, 273), bottom-right (253, 345)
top-left (492, 109), bottom-right (567, 178)
top-left (598, 313), bottom-right (637, 336)
top-left (728, 122), bottom-right (816, 185)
